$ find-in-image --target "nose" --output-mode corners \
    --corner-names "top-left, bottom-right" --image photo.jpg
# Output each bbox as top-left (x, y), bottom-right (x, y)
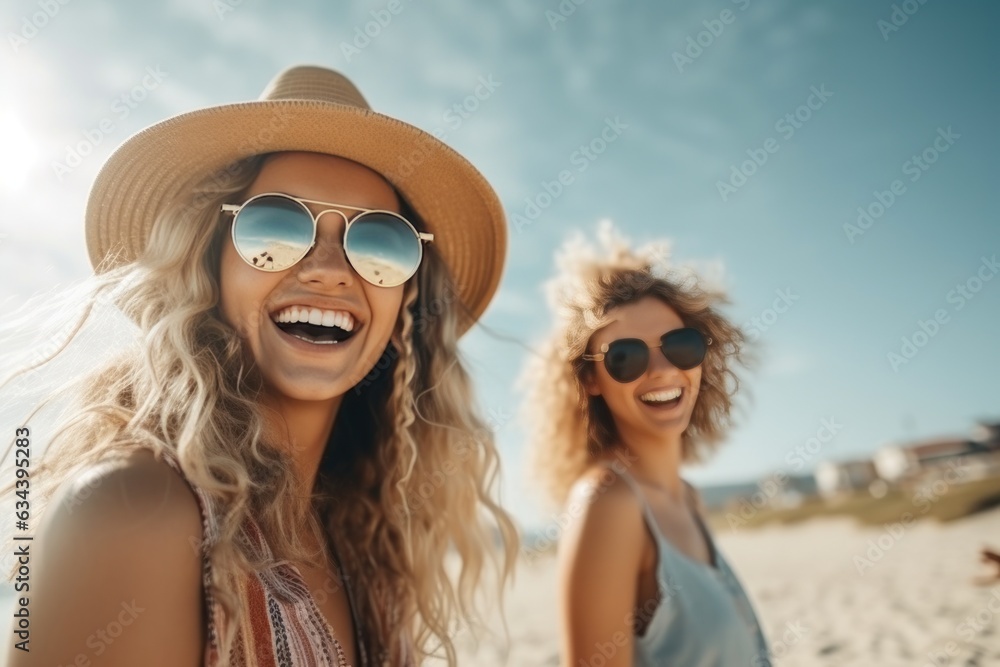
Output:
top-left (646, 344), bottom-right (682, 377)
top-left (294, 209), bottom-right (355, 287)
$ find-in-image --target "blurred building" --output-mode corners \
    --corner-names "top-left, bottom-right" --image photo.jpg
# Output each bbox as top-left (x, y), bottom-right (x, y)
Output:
top-left (972, 420), bottom-right (1000, 445)
top-left (815, 458), bottom-right (879, 499)
top-left (874, 420), bottom-right (1000, 484)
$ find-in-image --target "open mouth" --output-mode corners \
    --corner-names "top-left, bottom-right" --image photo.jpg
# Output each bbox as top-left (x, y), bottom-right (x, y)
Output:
top-left (639, 387), bottom-right (683, 409)
top-left (271, 306), bottom-right (359, 346)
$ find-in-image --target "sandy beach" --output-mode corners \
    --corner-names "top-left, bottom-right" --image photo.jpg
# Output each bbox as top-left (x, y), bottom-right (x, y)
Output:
top-left (453, 507), bottom-right (1000, 666)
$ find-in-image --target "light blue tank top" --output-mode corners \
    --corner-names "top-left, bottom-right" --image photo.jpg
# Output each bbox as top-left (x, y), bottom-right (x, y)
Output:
top-left (610, 466), bottom-right (772, 667)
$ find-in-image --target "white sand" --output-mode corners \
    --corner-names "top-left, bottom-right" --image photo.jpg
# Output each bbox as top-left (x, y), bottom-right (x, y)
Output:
top-left (453, 507), bottom-right (1000, 666)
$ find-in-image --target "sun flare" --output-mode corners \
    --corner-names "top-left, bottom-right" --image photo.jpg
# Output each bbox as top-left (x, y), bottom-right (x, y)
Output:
top-left (0, 109), bottom-right (40, 192)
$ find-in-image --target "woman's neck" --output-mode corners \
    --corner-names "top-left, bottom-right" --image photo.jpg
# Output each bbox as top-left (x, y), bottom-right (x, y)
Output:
top-left (609, 428), bottom-right (686, 505)
top-left (262, 393), bottom-right (344, 494)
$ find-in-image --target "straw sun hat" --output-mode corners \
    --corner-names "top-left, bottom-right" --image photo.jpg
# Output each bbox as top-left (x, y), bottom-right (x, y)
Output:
top-left (84, 64), bottom-right (506, 335)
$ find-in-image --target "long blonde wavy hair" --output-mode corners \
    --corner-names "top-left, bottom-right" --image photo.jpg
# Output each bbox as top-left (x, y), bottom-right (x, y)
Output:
top-left (521, 222), bottom-right (753, 507)
top-left (0, 153), bottom-right (518, 665)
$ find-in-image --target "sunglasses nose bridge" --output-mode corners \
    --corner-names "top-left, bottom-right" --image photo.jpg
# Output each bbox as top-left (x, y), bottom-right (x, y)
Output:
top-left (307, 208), bottom-right (356, 253)
top-left (649, 341), bottom-right (685, 374)
top-left (294, 211), bottom-right (356, 282)
top-left (312, 207), bottom-right (351, 232)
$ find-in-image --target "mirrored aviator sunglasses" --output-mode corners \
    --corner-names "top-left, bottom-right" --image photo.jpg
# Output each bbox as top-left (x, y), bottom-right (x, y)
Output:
top-left (221, 192), bottom-right (434, 287)
top-left (582, 327), bottom-right (713, 383)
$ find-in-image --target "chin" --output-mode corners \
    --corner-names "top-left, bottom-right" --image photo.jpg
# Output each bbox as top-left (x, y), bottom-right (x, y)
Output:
top-left (640, 412), bottom-right (693, 436)
top-left (264, 376), bottom-right (354, 403)
top-left (652, 422), bottom-right (690, 439)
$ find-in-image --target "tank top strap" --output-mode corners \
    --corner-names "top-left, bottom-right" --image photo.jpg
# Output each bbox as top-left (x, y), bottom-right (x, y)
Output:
top-left (327, 535), bottom-right (370, 667)
top-left (681, 482), bottom-right (720, 568)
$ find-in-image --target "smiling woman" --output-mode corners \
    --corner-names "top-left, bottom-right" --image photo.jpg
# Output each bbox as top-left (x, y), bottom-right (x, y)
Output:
top-left (216, 153), bottom-right (411, 409)
top-left (0, 65), bottom-right (518, 667)
top-left (521, 223), bottom-right (769, 667)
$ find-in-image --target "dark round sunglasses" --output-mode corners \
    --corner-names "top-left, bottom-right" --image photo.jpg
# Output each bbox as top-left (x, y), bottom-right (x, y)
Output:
top-left (221, 192), bottom-right (434, 287)
top-left (582, 327), bottom-right (712, 383)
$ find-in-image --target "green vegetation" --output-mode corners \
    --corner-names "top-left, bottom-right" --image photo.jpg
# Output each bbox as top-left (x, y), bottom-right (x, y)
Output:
top-left (706, 475), bottom-right (1000, 532)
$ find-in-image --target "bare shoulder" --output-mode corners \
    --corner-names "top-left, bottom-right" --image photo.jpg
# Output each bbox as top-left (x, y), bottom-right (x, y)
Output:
top-left (4, 449), bottom-right (206, 666)
top-left (571, 461), bottom-right (642, 508)
top-left (58, 448), bottom-right (202, 524)
top-left (560, 462), bottom-right (647, 551)
top-left (557, 461), bottom-right (648, 665)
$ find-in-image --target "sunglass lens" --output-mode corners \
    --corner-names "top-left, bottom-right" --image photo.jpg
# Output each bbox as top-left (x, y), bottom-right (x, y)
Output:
top-left (662, 328), bottom-right (707, 370)
top-left (345, 213), bottom-right (422, 287)
top-left (232, 196), bottom-right (313, 271)
top-left (604, 339), bottom-right (650, 383)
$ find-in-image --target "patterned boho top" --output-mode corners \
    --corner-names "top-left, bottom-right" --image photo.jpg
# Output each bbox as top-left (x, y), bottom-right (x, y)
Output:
top-left (156, 448), bottom-right (367, 667)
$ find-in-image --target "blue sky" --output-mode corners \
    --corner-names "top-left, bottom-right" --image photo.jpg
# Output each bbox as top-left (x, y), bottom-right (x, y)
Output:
top-left (1, 0), bottom-right (997, 530)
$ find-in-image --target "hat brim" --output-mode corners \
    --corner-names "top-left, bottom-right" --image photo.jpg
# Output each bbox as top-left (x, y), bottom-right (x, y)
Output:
top-left (84, 99), bottom-right (506, 336)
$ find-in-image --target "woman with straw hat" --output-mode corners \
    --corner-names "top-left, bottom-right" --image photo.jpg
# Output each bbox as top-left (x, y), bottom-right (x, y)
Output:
top-left (1, 65), bottom-right (517, 666)
top-left (521, 223), bottom-right (770, 666)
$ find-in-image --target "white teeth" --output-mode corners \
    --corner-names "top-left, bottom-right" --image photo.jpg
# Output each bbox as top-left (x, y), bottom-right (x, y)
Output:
top-left (640, 388), bottom-right (683, 403)
top-left (290, 334), bottom-right (340, 345)
top-left (273, 306), bottom-right (355, 331)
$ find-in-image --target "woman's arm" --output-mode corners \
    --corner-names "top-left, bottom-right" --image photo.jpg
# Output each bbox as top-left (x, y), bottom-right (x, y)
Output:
top-left (4, 451), bottom-right (205, 666)
top-left (556, 469), bottom-right (647, 667)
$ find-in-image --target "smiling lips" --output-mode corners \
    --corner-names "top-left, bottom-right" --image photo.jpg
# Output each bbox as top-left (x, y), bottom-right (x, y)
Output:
top-left (271, 306), bottom-right (357, 345)
top-left (639, 387), bottom-right (683, 406)
top-left (273, 305), bottom-right (356, 331)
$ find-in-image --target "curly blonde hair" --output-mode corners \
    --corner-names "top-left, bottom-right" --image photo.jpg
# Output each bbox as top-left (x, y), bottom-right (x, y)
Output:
top-left (521, 222), bottom-right (753, 507)
top-left (0, 154), bottom-right (518, 665)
